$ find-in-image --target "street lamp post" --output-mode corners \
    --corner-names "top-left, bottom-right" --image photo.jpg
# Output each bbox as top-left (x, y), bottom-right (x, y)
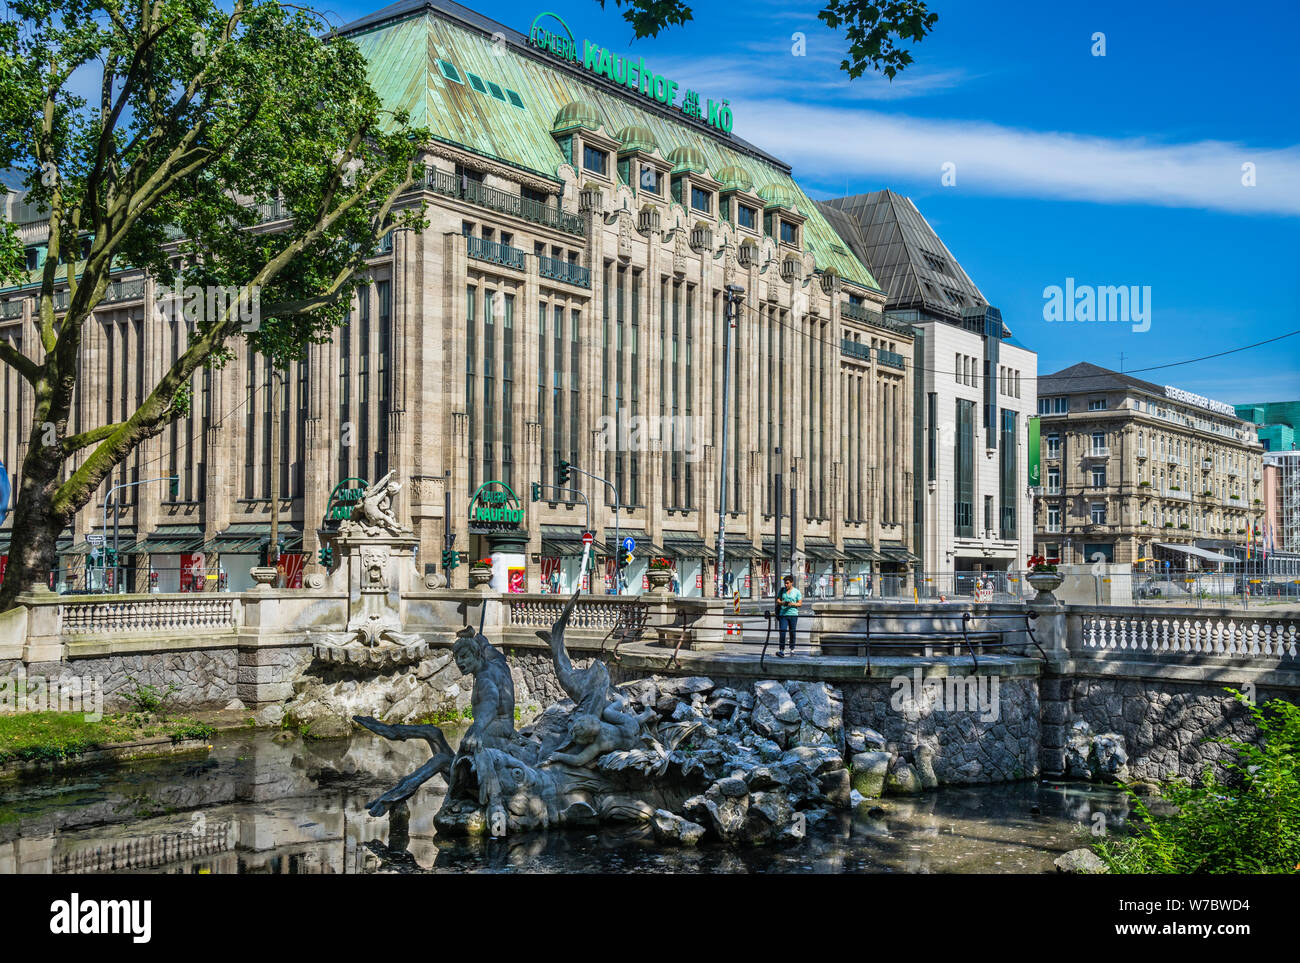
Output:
top-left (567, 464), bottom-right (621, 594)
top-left (714, 284), bottom-right (743, 598)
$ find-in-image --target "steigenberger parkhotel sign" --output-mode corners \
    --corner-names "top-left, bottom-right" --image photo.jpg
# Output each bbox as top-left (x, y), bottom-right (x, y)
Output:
top-left (527, 12), bottom-right (734, 134)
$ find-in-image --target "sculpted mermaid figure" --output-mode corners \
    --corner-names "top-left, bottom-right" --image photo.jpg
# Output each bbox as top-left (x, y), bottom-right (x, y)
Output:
top-left (536, 588), bottom-right (655, 764)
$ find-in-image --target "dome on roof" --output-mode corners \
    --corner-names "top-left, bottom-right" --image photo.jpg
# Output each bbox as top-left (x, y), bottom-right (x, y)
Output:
top-left (666, 145), bottom-right (709, 174)
top-left (615, 125), bottom-right (658, 154)
top-left (715, 165), bottom-right (753, 193)
top-left (757, 182), bottom-right (797, 209)
top-left (552, 101), bottom-right (603, 133)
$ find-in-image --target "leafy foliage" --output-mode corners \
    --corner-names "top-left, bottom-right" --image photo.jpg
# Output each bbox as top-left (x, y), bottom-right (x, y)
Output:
top-left (1094, 691), bottom-right (1300, 874)
top-left (605, 0), bottom-right (937, 78)
top-left (818, 0), bottom-right (939, 79)
top-left (0, 0), bottom-right (428, 605)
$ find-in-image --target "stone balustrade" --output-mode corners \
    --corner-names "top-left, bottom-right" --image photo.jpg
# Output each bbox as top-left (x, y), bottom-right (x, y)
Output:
top-left (60, 595), bottom-right (240, 636)
top-left (1075, 607), bottom-right (1299, 660)
top-left (507, 593), bottom-right (646, 630)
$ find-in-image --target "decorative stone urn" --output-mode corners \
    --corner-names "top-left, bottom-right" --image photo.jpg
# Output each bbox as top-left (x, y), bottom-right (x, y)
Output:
top-left (647, 567), bottom-right (673, 595)
top-left (470, 567), bottom-right (493, 591)
top-left (250, 566), bottom-right (279, 591)
top-left (1027, 571), bottom-right (1064, 603)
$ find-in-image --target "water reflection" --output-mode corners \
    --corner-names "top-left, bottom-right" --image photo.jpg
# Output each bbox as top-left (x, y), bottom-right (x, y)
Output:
top-left (0, 731), bottom-right (1130, 874)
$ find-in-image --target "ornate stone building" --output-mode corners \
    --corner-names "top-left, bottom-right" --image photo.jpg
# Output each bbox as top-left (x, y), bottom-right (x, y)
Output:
top-left (1033, 363), bottom-right (1264, 569)
top-left (0, 0), bottom-right (915, 596)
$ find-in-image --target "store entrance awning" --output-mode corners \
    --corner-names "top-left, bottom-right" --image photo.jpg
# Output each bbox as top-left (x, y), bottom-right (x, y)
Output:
top-left (804, 536), bottom-right (850, 561)
top-left (1155, 542), bottom-right (1235, 564)
top-left (722, 542), bottom-right (762, 560)
top-left (879, 543), bottom-right (920, 563)
top-left (662, 534), bottom-right (716, 559)
top-left (605, 530), bottom-right (662, 557)
top-left (202, 523), bottom-right (302, 553)
top-left (842, 539), bottom-right (884, 561)
top-left (120, 524), bottom-right (207, 554)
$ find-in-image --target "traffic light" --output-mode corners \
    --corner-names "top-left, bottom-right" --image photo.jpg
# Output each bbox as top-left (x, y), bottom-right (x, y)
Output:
top-left (442, 549), bottom-right (459, 570)
top-left (318, 545), bottom-right (334, 567)
top-left (531, 481), bottom-right (541, 502)
top-left (558, 459), bottom-right (571, 485)
top-left (104, 548), bottom-right (118, 569)
top-left (168, 476), bottom-right (179, 498)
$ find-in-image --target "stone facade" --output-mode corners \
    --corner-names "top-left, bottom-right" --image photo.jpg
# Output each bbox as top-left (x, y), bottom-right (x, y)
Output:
top-left (1035, 362), bottom-right (1265, 567)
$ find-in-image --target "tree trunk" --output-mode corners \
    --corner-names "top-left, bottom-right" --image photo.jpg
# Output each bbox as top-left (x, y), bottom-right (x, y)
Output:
top-left (0, 447), bottom-right (70, 611)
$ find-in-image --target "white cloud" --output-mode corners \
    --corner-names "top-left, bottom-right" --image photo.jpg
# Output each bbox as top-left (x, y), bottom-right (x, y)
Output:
top-left (725, 99), bottom-right (1300, 216)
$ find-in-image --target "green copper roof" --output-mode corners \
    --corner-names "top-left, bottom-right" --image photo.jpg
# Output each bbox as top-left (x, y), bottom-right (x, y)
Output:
top-left (552, 101), bottom-right (602, 133)
top-left (715, 165), bottom-right (753, 193)
top-left (615, 124), bottom-right (658, 154)
top-left (343, 7), bottom-right (881, 292)
top-left (666, 145), bottom-right (709, 174)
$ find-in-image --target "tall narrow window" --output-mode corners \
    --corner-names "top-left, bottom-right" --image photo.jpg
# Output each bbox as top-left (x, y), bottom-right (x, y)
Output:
top-left (500, 293), bottom-right (514, 488)
top-left (482, 290), bottom-right (496, 486)
top-left (375, 280), bottom-right (391, 480)
top-left (358, 286), bottom-right (371, 481)
top-left (466, 286), bottom-right (476, 493)
top-left (955, 399), bottom-right (975, 537)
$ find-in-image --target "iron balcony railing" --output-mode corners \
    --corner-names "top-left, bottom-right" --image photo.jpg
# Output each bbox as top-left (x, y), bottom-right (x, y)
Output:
top-left (538, 254), bottom-right (591, 288)
top-left (422, 168), bottom-right (585, 237)
top-left (876, 347), bottom-right (906, 369)
top-left (466, 236), bottom-right (526, 270)
top-left (840, 338), bottom-right (871, 361)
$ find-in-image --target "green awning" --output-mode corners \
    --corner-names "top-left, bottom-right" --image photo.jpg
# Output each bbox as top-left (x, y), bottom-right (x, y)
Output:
top-left (842, 539), bottom-right (884, 561)
top-left (662, 534), bottom-right (716, 559)
top-left (804, 537), bottom-right (850, 561)
top-left (201, 523), bottom-right (302, 554)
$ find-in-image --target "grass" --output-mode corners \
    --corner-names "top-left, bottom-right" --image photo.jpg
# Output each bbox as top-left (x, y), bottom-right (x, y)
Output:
top-left (0, 711), bottom-right (215, 766)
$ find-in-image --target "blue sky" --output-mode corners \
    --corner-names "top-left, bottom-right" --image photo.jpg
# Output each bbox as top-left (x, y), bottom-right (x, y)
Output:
top-left (337, 0), bottom-right (1300, 403)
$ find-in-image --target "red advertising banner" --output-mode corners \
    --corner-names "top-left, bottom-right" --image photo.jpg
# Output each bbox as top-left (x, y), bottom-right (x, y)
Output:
top-left (508, 567), bottom-right (525, 593)
top-left (0, 554), bottom-right (6, 586)
top-left (180, 553), bottom-right (206, 592)
top-left (278, 552), bottom-right (304, 589)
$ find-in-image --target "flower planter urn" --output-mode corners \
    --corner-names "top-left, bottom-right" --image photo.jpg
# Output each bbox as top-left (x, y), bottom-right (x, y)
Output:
top-left (647, 568), bottom-right (673, 594)
top-left (470, 567), bottom-right (493, 591)
top-left (1027, 571), bottom-right (1063, 603)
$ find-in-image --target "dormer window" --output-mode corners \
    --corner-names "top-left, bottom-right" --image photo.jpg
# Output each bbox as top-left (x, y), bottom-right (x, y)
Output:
top-left (583, 144), bottom-right (608, 175)
top-left (779, 219), bottom-right (798, 245)
top-left (640, 164), bottom-right (660, 195)
top-left (736, 204), bottom-right (757, 230)
top-left (690, 186), bottom-right (712, 214)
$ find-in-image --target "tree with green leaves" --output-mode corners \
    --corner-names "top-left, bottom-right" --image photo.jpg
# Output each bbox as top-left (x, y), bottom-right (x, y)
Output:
top-left (604, 0), bottom-right (938, 79)
top-left (0, 0), bottom-right (428, 609)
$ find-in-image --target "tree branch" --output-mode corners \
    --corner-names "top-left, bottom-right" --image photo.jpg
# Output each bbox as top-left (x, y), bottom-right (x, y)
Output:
top-left (0, 337), bottom-right (40, 384)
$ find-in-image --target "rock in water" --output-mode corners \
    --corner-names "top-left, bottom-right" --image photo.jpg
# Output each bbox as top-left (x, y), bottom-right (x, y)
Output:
top-left (850, 750), bottom-right (891, 798)
top-left (886, 758), bottom-right (923, 795)
top-left (1065, 720), bottom-right (1093, 780)
top-left (1054, 848), bottom-right (1108, 874)
top-left (817, 768), bottom-right (852, 807)
top-left (652, 810), bottom-right (705, 846)
top-left (914, 745), bottom-right (939, 790)
top-left (1088, 733), bottom-right (1130, 783)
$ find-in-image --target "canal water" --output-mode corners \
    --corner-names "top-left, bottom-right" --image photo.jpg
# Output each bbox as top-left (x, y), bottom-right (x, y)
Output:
top-left (0, 730), bottom-right (1131, 874)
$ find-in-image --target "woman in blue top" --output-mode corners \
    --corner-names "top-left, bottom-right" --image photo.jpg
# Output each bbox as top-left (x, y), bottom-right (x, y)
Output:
top-left (776, 574), bottom-right (803, 657)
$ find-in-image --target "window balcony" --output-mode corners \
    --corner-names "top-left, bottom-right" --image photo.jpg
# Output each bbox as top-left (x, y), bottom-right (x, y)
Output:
top-left (1084, 447), bottom-right (1110, 458)
top-left (1044, 485), bottom-right (1062, 495)
top-left (538, 255), bottom-right (591, 288)
top-left (467, 236), bottom-right (526, 270)
top-left (1164, 488), bottom-right (1190, 501)
top-left (840, 338), bottom-right (872, 362)
top-left (1136, 448), bottom-right (1147, 460)
top-left (421, 167), bottom-right (586, 236)
top-left (876, 347), bottom-right (906, 369)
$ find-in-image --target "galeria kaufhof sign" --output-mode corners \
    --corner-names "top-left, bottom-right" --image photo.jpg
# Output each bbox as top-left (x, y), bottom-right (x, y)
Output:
top-left (469, 480), bottom-right (525, 533)
top-left (527, 12), bottom-right (734, 134)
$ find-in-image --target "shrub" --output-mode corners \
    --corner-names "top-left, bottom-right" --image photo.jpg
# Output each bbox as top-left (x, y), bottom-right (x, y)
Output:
top-left (1094, 691), bottom-right (1300, 873)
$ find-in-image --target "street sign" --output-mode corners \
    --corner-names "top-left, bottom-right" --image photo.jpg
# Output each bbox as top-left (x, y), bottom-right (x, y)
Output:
top-left (86, 534), bottom-right (106, 545)
top-left (582, 531), bottom-right (595, 548)
top-left (621, 536), bottom-right (635, 553)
